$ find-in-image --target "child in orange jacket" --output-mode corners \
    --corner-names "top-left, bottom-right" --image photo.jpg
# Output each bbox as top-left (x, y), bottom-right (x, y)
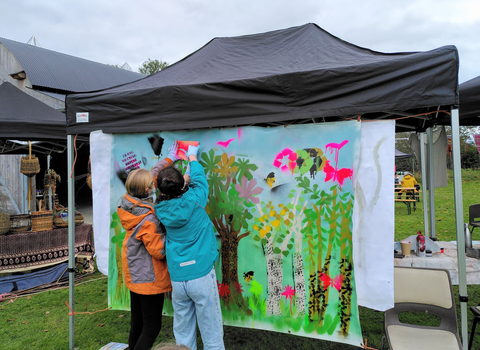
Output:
top-left (117, 148), bottom-right (177, 349)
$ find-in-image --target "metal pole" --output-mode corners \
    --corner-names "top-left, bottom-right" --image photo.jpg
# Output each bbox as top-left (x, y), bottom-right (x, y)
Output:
top-left (67, 135), bottom-right (75, 350)
top-left (48, 155), bottom-right (52, 211)
top-left (427, 128), bottom-right (436, 239)
top-left (451, 108), bottom-right (468, 349)
top-left (419, 133), bottom-right (429, 237)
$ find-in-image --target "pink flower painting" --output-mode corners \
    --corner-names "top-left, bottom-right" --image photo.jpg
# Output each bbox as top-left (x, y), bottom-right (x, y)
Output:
top-left (235, 177), bottom-right (263, 204)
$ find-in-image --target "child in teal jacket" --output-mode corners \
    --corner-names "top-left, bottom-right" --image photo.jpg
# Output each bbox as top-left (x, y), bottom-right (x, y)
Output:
top-left (154, 142), bottom-right (224, 350)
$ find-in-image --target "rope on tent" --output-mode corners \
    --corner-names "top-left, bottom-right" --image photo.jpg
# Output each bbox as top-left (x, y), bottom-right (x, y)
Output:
top-left (361, 339), bottom-right (378, 350)
top-left (69, 134), bottom-right (79, 179)
top-left (342, 110), bottom-right (451, 123)
top-left (64, 301), bottom-right (110, 316)
top-left (394, 109), bottom-right (451, 121)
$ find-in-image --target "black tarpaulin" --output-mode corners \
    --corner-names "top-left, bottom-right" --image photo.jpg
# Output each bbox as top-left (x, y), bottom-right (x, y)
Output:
top-left (395, 148), bottom-right (413, 159)
top-left (66, 23), bottom-right (459, 135)
top-left (459, 75), bottom-right (480, 125)
top-left (0, 82), bottom-right (66, 140)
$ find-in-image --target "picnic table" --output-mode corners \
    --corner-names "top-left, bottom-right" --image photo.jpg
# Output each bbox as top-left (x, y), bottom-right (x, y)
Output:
top-left (395, 186), bottom-right (421, 215)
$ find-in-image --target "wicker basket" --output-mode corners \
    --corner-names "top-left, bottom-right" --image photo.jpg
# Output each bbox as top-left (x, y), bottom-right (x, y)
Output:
top-left (20, 141), bottom-right (40, 177)
top-left (75, 211), bottom-right (84, 226)
top-left (31, 200), bottom-right (53, 232)
top-left (9, 214), bottom-right (32, 233)
top-left (53, 205), bottom-right (84, 228)
top-left (0, 212), bottom-right (10, 235)
top-left (53, 205), bottom-right (68, 228)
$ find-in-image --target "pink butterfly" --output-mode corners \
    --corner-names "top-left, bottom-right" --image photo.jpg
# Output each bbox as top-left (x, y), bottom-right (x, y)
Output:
top-left (323, 160), bottom-right (353, 187)
top-left (217, 138), bottom-right (235, 147)
top-left (319, 272), bottom-right (344, 292)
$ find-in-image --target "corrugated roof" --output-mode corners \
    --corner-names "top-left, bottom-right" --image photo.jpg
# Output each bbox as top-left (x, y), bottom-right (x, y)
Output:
top-left (0, 37), bottom-right (145, 93)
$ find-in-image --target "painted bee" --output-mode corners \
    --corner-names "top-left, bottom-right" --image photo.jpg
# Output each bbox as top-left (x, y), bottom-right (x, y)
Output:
top-left (243, 271), bottom-right (254, 285)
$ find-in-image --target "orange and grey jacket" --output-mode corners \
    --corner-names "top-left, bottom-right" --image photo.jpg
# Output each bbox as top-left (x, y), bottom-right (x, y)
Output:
top-left (117, 194), bottom-right (172, 295)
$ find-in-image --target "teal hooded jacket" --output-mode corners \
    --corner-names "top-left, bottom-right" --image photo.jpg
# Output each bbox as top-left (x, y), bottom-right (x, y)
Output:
top-left (154, 161), bottom-right (219, 282)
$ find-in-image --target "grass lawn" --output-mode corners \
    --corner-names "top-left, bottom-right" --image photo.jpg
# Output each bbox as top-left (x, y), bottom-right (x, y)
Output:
top-left (395, 169), bottom-right (480, 242)
top-left (2, 169), bottom-right (480, 349)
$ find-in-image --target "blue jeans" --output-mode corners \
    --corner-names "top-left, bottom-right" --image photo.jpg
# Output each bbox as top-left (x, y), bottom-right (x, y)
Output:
top-left (172, 267), bottom-right (225, 350)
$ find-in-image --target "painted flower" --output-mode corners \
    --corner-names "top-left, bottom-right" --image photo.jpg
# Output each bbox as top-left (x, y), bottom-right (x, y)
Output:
top-left (235, 176), bottom-right (263, 204)
top-left (218, 282), bottom-right (231, 300)
top-left (249, 280), bottom-right (263, 297)
top-left (281, 284), bottom-right (295, 303)
top-left (234, 282), bottom-right (244, 294)
top-left (214, 153), bottom-right (238, 178)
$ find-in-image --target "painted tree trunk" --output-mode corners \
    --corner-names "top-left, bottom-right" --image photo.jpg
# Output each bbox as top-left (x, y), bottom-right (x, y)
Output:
top-left (339, 258), bottom-right (353, 335)
top-left (305, 217), bottom-right (318, 321)
top-left (319, 187), bottom-right (338, 325)
top-left (293, 251), bottom-right (306, 316)
top-left (265, 238), bottom-right (283, 316)
top-left (220, 229), bottom-right (232, 286)
top-left (339, 200), bottom-right (353, 335)
top-left (319, 254), bottom-right (331, 325)
top-left (313, 204), bottom-right (323, 319)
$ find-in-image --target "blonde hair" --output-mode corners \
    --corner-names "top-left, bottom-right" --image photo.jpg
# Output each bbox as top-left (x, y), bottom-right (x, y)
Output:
top-left (125, 169), bottom-right (153, 198)
top-left (153, 342), bottom-right (191, 350)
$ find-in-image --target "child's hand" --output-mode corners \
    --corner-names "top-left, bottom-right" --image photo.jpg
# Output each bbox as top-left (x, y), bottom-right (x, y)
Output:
top-left (185, 144), bottom-right (199, 158)
top-left (167, 142), bottom-right (180, 161)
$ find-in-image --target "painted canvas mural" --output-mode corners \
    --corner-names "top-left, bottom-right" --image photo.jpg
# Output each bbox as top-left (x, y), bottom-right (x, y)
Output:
top-left (107, 121), bottom-right (362, 346)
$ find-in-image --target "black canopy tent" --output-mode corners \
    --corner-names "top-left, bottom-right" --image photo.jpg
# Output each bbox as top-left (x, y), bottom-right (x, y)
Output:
top-left (459, 75), bottom-right (480, 125)
top-left (0, 82), bottom-right (66, 141)
top-left (65, 23), bottom-right (467, 349)
top-left (435, 74), bottom-right (480, 127)
top-left (395, 148), bottom-right (413, 159)
top-left (0, 82), bottom-right (90, 156)
top-left (66, 23), bottom-right (457, 134)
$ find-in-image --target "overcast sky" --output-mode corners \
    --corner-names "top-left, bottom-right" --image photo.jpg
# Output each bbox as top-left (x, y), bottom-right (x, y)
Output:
top-left (1, 0), bottom-right (478, 83)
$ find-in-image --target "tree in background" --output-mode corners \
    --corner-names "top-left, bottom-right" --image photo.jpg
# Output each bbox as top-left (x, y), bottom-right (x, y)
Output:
top-left (138, 58), bottom-right (169, 75)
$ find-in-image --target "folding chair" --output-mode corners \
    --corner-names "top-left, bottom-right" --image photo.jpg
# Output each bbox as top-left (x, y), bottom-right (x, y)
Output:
top-left (381, 266), bottom-right (462, 350)
top-left (468, 304), bottom-right (480, 350)
top-left (469, 204), bottom-right (480, 234)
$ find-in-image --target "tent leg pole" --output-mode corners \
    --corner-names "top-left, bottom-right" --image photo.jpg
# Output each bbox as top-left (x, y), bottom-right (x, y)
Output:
top-left (420, 133), bottom-right (429, 237)
top-left (68, 135), bottom-right (75, 350)
top-left (427, 128), bottom-right (436, 239)
top-left (451, 108), bottom-right (468, 349)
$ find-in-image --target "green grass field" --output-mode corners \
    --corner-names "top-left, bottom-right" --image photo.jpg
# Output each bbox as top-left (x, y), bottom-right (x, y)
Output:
top-left (2, 169), bottom-right (480, 349)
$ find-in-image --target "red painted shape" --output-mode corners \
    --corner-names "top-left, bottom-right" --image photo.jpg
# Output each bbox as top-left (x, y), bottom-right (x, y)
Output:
top-left (176, 140), bottom-right (199, 160)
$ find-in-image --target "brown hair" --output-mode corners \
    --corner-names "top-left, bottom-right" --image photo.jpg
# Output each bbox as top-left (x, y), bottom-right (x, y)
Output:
top-left (156, 166), bottom-right (188, 199)
top-left (125, 168), bottom-right (154, 198)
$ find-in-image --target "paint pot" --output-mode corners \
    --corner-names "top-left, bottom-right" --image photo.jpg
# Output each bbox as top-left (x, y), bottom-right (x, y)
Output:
top-left (426, 250), bottom-right (432, 257)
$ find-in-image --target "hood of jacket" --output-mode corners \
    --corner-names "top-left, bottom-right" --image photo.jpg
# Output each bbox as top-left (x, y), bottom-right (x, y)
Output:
top-left (403, 174), bottom-right (414, 181)
top-left (117, 194), bottom-right (155, 231)
top-left (154, 189), bottom-right (196, 228)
